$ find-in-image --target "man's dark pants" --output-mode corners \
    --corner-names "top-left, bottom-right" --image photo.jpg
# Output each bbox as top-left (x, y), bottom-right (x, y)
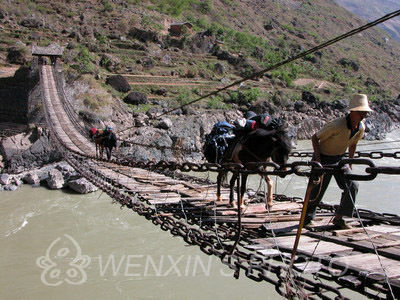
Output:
top-left (305, 154), bottom-right (359, 221)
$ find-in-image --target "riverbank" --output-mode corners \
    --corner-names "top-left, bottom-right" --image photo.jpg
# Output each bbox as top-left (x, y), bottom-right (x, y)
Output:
top-left (0, 161), bottom-right (98, 194)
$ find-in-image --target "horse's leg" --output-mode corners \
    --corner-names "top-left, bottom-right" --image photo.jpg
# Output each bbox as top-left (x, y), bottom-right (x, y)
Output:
top-left (229, 172), bottom-right (238, 207)
top-left (100, 145), bottom-right (104, 159)
top-left (216, 171), bottom-right (225, 201)
top-left (240, 174), bottom-right (248, 208)
top-left (106, 146), bottom-right (112, 161)
top-left (264, 175), bottom-right (274, 209)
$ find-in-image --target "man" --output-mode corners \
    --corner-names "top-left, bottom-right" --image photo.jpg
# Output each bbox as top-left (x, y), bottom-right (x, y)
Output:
top-left (305, 94), bottom-right (373, 229)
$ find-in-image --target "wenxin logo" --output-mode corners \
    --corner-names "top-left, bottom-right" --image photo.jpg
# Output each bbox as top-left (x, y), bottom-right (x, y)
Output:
top-left (36, 234), bottom-right (91, 286)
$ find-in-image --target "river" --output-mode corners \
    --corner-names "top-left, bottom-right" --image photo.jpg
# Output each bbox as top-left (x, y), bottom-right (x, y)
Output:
top-left (1, 130), bottom-right (399, 300)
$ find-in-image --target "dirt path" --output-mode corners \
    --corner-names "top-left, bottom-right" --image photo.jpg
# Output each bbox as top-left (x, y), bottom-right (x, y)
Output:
top-left (293, 78), bottom-right (339, 89)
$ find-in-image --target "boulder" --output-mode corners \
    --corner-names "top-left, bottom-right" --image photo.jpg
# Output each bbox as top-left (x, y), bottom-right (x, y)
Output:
top-left (263, 23), bottom-right (275, 31)
top-left (0, 8), bottom-right (7, 19)
top-left (100, 54), bottom-right (121, 72)
top-left (0, 174), bottom-right (11, 185)
top-left (20, 17), bottom-right (43, 28)
top-left (7, 46), bottom-right (28, 65)
top-left (188, 30), bottom-right (216, 54)
top-left (161, 54), bottom-right (172, 65)
top-left (3, 184), bottom-right (18, 191)
top-left (214, 63), bottom-right (225, 75)
top-left (157, 118), bottom-right (173, 130)
top-left (47, 169), bottom-right (64, 189)
top-left (252, 47), bottom-right (264, 60)
top-left (141, 57), bottom-right (154, 70)
top-left (78, 110), bottom-right (102, 125)
top-left (301, 91), bottom-right (319, 105)
top-left (153, 88), bottom-right (167, 96)
top-left (128, 28), bottom-right (160, 43)
top-left (331, 99), bottom-right (348, 110)
top-left (106, 75), bottom-right (131, 93)
top-left (13, 177), bottom-right (23, 186)
top-left (338, 58), bottom-right (359, 71)
top-left (68, 178), bottom-right (98, 194)
top-left (23, 172), bottom-right (40, 185)
top-left (294, 101), bottom-right (307, 113)
top-left (123, 92), bottom-right (147, 105)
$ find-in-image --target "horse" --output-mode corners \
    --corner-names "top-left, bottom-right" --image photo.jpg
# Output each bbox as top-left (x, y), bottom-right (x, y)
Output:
top-left (101, 132), bottom-right (117, 160)
top-left (89, 128), bottom-right (105, 159)
top-left (216, 127), bottom-right (292, 209)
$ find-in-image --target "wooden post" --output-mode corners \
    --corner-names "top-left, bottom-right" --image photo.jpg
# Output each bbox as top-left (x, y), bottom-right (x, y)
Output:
top-left (230, 172), bottom-right (242, 255)
top-left (289, 177), bottom-right (316, 267)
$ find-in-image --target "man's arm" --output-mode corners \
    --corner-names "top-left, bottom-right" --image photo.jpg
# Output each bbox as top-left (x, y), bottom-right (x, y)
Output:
top-left (312, 133), bottom-right (321, 162)
top-left (348, 143), bottom-right (357, 170)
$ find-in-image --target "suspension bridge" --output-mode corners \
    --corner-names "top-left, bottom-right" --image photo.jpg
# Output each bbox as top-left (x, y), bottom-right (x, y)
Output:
top-left (31, 8), bottom-right (400, 299)
top-left (36, 57), bottom-right (400, 299)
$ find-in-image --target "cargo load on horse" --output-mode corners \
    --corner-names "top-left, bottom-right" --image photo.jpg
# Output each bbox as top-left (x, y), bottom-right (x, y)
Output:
top-left (88, 126), bottom-right (117, 160)
top-left (203, 121), bottom-right (236, 164)
top-left (203, 113), bottom-right (292, 209)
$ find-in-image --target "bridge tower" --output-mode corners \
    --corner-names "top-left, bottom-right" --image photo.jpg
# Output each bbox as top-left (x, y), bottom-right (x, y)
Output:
top-left (31, 43), bottom-right (64, 67)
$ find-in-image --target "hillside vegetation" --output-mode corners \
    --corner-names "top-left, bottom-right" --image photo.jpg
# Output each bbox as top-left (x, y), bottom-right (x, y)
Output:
top-left (1, 0), bottom-right (400, 115)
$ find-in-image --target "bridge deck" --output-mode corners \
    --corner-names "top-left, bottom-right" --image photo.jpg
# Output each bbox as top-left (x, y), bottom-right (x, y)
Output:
top-left (40, 65), bottom-right (400, 299)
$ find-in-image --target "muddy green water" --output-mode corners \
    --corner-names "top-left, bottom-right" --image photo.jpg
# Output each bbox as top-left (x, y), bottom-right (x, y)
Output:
top-left (1, 131), bottom-right (399, 300)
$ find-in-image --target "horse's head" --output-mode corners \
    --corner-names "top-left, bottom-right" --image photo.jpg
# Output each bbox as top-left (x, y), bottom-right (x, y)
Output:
top-left (270, 128), bottom-right (293, 168)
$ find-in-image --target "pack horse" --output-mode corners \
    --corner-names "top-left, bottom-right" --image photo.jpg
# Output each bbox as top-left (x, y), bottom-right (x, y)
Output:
top-left (204, 118), bottom-right (292, 209)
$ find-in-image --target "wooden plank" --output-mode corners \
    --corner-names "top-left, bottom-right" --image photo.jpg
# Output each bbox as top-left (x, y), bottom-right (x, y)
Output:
top-left (142, 192), bottom-right (181, 199)
top-left (377, 240), bottom-right (400, 249)
top-left (148, 198), bottom-right (182, 205)
top-left (332, 253), bottom-right (400, 278)
top-left (256, 249), bottom-right (282, 257)
top-left (293, 262), bottom-right (323, 273)
top-left (253, 236), bottom-right (353, 256)
top-left (348, 233), bottom-right (383, 242)
top-left (307, 232), bottom-right (400, 261)
top-left (262, 221), bottom-right (307, 235)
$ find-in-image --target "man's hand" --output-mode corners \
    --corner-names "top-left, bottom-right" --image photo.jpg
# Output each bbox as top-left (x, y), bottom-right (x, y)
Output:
top-left (311, 134), bottom-right (321, 162)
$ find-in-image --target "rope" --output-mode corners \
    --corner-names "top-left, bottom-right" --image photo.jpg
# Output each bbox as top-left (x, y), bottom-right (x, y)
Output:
top-left (150, 9), bottom-right (400, 120)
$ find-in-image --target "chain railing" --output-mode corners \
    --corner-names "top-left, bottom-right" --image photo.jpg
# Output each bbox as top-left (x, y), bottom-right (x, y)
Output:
top-left (39, 64), bottom-right (400, 299)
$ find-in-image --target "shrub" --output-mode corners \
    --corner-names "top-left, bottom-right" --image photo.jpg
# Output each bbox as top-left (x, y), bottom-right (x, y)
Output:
top-left (102, 0), bottom-right (114, 12)
top-left (228, 88), bottom-right (261, 105)
top-left (207, 96), bottom-right (230, 109)
top-left (71, 46), bottom-right (96, 74)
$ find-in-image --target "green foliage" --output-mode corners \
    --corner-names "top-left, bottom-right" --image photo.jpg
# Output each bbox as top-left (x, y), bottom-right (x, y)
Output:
top-left (227, 88), bottom-right (261, 105)
top-left (199, 0), bottom-right (213, 13)
top-left (102, 0), bottom-right (114, 12)
top-left (270, 64), bottom-right (300, 87)
top-left (129, 103), bottom-right (153, 113)
top-left (221, 0), bottom-right (237, 7)
top-left (207, 96), bottom-right (230, 109)
top-left (150, 0), bottom-right (191, 16)
top-left (282, 23), bottom-right (296, 33)
top-left (95, 33), bottom-right (108, 45)
top-left (141, 16), bottom-right (163, 31)
top-left (176, 89), bottom-right (193, 105)
top-left (71, 46), bottom-right (96, 74)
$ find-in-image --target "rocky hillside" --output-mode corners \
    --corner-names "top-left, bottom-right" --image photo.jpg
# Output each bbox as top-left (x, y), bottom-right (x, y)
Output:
top-left (334, 0), bottom-right (400, 42)
top-left (1, 0), bottom-right (400, 173)
top-left (1, 0), bottom-right (400, 105)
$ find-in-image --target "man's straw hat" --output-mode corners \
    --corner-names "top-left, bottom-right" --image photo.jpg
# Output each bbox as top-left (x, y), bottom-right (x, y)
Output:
top-left (349, 94), bottom-right (373, 112)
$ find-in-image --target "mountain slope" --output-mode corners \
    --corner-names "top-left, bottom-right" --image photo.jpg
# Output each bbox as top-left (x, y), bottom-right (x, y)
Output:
top-left (334, 0), bottom-right (400, 42)
top-left (0, 0), bottom-right (400, 108)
